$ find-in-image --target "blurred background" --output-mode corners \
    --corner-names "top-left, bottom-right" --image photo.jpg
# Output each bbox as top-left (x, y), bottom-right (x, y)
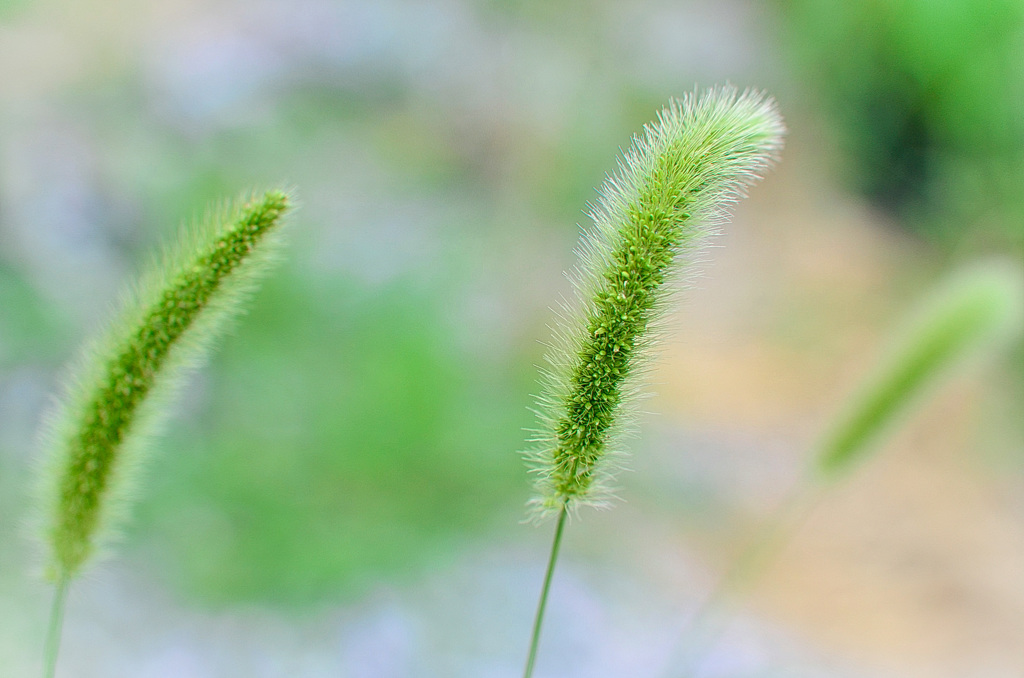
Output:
top-left (1, 0), bottom-right (1023, 676)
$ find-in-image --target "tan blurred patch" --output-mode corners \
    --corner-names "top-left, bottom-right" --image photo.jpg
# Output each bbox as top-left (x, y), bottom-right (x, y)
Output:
top-left (650, 133), bottom-right (1024, 675)
top-left (757, 385), bottom-right (1024, 677)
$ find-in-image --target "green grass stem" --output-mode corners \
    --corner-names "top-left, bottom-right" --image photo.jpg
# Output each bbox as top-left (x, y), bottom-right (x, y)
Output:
top-left (35, 190), bottom-right (291, 677)
top-left (522, 503), bottom-right (568, 678)
top-left (522, 85), bottom-right (783, 677)
top-left (669, 486), bottom-right (822, 676)
top-left (669, 259), bottom-right (1024, 676)
top-left (816, 260), bottom-right (1024, 478)
top-left (41, 577), bottom-right (69, 678)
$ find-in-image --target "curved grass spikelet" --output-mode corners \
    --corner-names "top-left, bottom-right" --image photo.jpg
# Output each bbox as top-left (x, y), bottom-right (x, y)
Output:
top-left (525, 87), bottom-right (785, 517)
top-left (816, 259), bottom-right (1024, 479)
top-left (40, 190), bottom-right (291, 581)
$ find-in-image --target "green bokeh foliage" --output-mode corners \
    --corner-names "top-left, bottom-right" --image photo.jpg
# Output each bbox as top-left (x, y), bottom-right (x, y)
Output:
top-left (777, 0), bottom-right (1024, 252)
top-left (134, 271), bottom-right (531, 605)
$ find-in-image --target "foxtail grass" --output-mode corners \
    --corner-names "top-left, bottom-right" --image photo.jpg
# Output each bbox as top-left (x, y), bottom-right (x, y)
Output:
top-left (671, 258), bottom-right (1024, 676)
top-left (815, 260), bottom-right (1024, 477)
top-left (35, 190), bottom-right (292, 677)
top-left (521, 86), bottom-right (784, 678)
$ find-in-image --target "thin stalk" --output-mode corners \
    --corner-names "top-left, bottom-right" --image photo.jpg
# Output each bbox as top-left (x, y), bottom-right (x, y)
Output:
top-left (523, 504), bottom-right (569, 678)
top-left (671, 483), bottom-right (823, 677)
top-left (42, 577), bottom-right (70, 678)
top-left (670, 260), bottom-right (1024, 676)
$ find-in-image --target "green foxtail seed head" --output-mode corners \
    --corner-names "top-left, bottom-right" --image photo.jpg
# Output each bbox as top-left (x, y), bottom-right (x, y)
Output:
top-left (38, 190), bottom-right (292, 581)
top-left (524, 87), bottom-right (785, 518)
top-left (815, 259), bottom-right (1024, 479)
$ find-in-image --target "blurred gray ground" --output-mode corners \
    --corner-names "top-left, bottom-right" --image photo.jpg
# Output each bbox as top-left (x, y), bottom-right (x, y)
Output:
top-left (1, 0), bottom-right (1022, 676)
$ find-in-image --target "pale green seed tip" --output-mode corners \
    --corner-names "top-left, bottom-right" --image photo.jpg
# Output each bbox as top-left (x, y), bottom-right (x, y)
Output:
top-left (40, 189), bottom-right (292, 581)
top-left (815, 258), bottom-right (1024, 479)
top-left (525, 87), bottom-right (784, 518)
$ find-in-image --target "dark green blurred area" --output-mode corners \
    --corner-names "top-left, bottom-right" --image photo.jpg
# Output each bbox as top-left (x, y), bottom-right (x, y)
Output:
top-left (778, 0), bottom-right (1024, 252)
top-left (1, 0), bottom-right (1022, 615)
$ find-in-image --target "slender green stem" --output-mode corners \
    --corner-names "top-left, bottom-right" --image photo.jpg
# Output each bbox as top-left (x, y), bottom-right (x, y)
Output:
top-left (671, 483), bottom-right (823, 677)
top-left (523, 504), bottom-right (569, 678)
top-left (42, 577), bottom-right (70, 678)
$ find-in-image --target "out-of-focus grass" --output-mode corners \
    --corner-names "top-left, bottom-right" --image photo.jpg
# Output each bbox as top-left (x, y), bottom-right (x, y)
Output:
top-left (131, 270), bottom-right (534, 605)
top-left (0, 5), bottom-right (661, 606)
top-left (1, 8), bottom-right (1021, 674)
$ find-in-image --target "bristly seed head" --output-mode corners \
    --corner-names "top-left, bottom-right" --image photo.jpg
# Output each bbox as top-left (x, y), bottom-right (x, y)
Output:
top-left (814, 259), bottom-right (1024, 479)
top-left (39, 190), bottom-right (292, 580)
top-left (524, 87), bottom-right (784, 518)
